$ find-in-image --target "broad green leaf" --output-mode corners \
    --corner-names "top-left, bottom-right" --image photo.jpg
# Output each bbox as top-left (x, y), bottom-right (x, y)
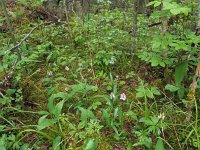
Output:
top-left (165, 84), bottom-right (179, 92)
top-left (175, 62), bottom-right (188, 86)
top-left (146, 1), bottom-right (156, 6)
top-left (147, 1), bottom-right (161, 7)
top-left (102, 109), bottom-right (111, 126)
top-left (79, 107), bottom-right (95, 127)
top-left (83, 139), bottom-right (98, 150)
top-left (53, 100), bottom-right (65, 117)
top-left (53, 136), bottom-right (61, 150)
top-left (181, 7), bottom-right (191, 15)
top-left (155, 138), bottom-right (165, 150)
top-left (127, 143), bottom-right (132, 150)
top-left (136, 91), bottom-right (144, 98)
top-left (177, 86), bottom-right (185, 99)
top-left (0, 146), bottom-right (6, 150)
top-left (175, 62), bottom-right (188, 99)
top-left (6, 89), bottom-right (16, 95)
top-left (146, 90), bottom-right (154, 99)
top-left (48, 92), bottom-right (70, 114)
top-left (151, 87), bottom-right (160, 95)
top-left (154, 1), bottom-right (161, 7)
top-left (37, 115), bottom-right (55, 130)
top-left (170, 9), bottom-right (181, 15)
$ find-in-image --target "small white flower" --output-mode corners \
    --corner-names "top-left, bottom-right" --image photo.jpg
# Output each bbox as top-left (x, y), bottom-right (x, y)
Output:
top-left (158, 113), bottom-right (165, 120)
top-left (116, 75), bottom-right (119, 80)
top-left (110, 92), bottom-right (115, 99)
top-left (65, 66), bottom-right (70, 71)
top-left (47, 71), bottom-right (53, 76)
top-left (109, 58), bottom-right (115, 65)
top-left (120, 93), bottom-right (126, 101)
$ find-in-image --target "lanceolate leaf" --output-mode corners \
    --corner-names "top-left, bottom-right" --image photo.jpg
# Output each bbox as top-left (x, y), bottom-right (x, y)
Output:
top-left (83, 139), bottom-right (99, 150)
top-left (37, 115), bottom-right (56, 130)
top-left (53, 100), bottom-right (65, 117)
top-left (53, 136), bottom-right (61, 150)
top-left (165, 84), bottom-right (180, 92)
top-left (175, 62), bottom-right (188, 86)
top-left (48, 92), bottom-right (70, 115)
top-left (175, 62), bottom-right (188, 99)
top-left (155, 138), bottom-right (165, 150)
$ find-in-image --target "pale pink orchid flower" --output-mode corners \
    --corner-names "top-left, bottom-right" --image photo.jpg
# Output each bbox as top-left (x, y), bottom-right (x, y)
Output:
top-left (120, 93), bottom-right (126, 101)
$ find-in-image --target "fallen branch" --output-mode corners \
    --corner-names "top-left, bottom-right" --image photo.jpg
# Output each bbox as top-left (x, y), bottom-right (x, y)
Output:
top-left (0, 21), bottom-right (52, 88)
top-left (148, 21), bottom-right (162, 27)
top-left (9, 21), bottom-right (52, 52)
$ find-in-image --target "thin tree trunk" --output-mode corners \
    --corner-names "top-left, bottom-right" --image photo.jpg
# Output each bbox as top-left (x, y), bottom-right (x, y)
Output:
top-left (0, 0), bottom-right (16, 45)
top-left (0, 0), bottom-right (21, 61)
top-left (197, 0), bottom-right (200, 35)
top-left (132, 0), bottom-right (138, 55)
top-left (186, 0), bottom-right (200, 122)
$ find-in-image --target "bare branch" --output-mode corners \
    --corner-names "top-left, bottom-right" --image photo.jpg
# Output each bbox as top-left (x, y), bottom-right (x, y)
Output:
top-left (9, 21), bottom-right (52, 52)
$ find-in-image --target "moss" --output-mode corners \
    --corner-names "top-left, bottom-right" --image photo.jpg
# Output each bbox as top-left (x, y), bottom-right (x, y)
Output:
top-left (19, 73), bottom-right (48, 111)
top-left (0, 71), bottom-right (5, 79)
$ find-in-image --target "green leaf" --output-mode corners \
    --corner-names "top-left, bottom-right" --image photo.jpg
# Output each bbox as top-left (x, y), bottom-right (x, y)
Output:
top-left (0, 126), bottom-right (6, 131)
top-left (154, 1), bottom-right (162, 7)
top-left (83, 139), bottom-right (98, 150)
top-left (126, 110), bottom-right (138, 120)
top-left (79, 107), bottom-right (95, 127)
top-left (146, 90), bottom-right (154, 99)
top-left (102, 109), bottom-right (111, 126)
top-left (118, 108), bottom-right (123, 128)
top-left (151, 87), bottom-right (160, 95)
top-left (0, 146), bottom-right (6, 150)
top-left (175, 62), bottom-right (188, 99)
top-left (20, 144), bottom-right (30, 150)
top-left (170, 9), bottom-right (181, 15)
top-left (165, 84), bottom-right (180, 92)
top-left (177, 86), bottom-right (185, 99)
top-left (37, 115), bottom-right (55, 130)
top-left (53, 136), bottom-right (61, 150)
top-left (155, 138), bottom-right (165, 150)
top-left (6, 89), bottom-right (16, 95)
top-left (91, 101), bottom-right (102, 110)
top-left (37, 111), bottom-right (49, 115)
top-left (175, 62), bottom-right (188, 86)
top-left (146, 1), bottom-right (156, 7)
top-left (53, 100), bottom-right (65, 117)
top-left (114, 107), bottom-right (119, 120)
top-left (48, 92), bottom-right (70, 114)
top-left (147, 1), bottom-right (161, 7)
top-left (136, 91), bottom-right (144, 98)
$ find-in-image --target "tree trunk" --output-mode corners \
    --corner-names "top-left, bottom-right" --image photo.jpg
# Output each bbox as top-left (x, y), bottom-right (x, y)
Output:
top-left (197, 0), bottom-right (200, 35)
top-left (0, 0), bottom-right (16, 45)
top-left (131, 0), bottom-right (138, 55)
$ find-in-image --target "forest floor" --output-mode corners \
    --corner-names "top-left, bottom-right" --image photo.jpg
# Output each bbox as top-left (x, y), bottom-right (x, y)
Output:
top-left (0, 1), bottom-right (199, 150)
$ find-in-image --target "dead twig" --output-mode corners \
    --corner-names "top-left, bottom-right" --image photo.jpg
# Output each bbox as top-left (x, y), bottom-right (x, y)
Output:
top-left (9, 21), bottom-right (52, 52)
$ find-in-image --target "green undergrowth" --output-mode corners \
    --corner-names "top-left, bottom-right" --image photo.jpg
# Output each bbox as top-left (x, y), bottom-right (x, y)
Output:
top-left (0, 1), bottom-right (200, 149)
